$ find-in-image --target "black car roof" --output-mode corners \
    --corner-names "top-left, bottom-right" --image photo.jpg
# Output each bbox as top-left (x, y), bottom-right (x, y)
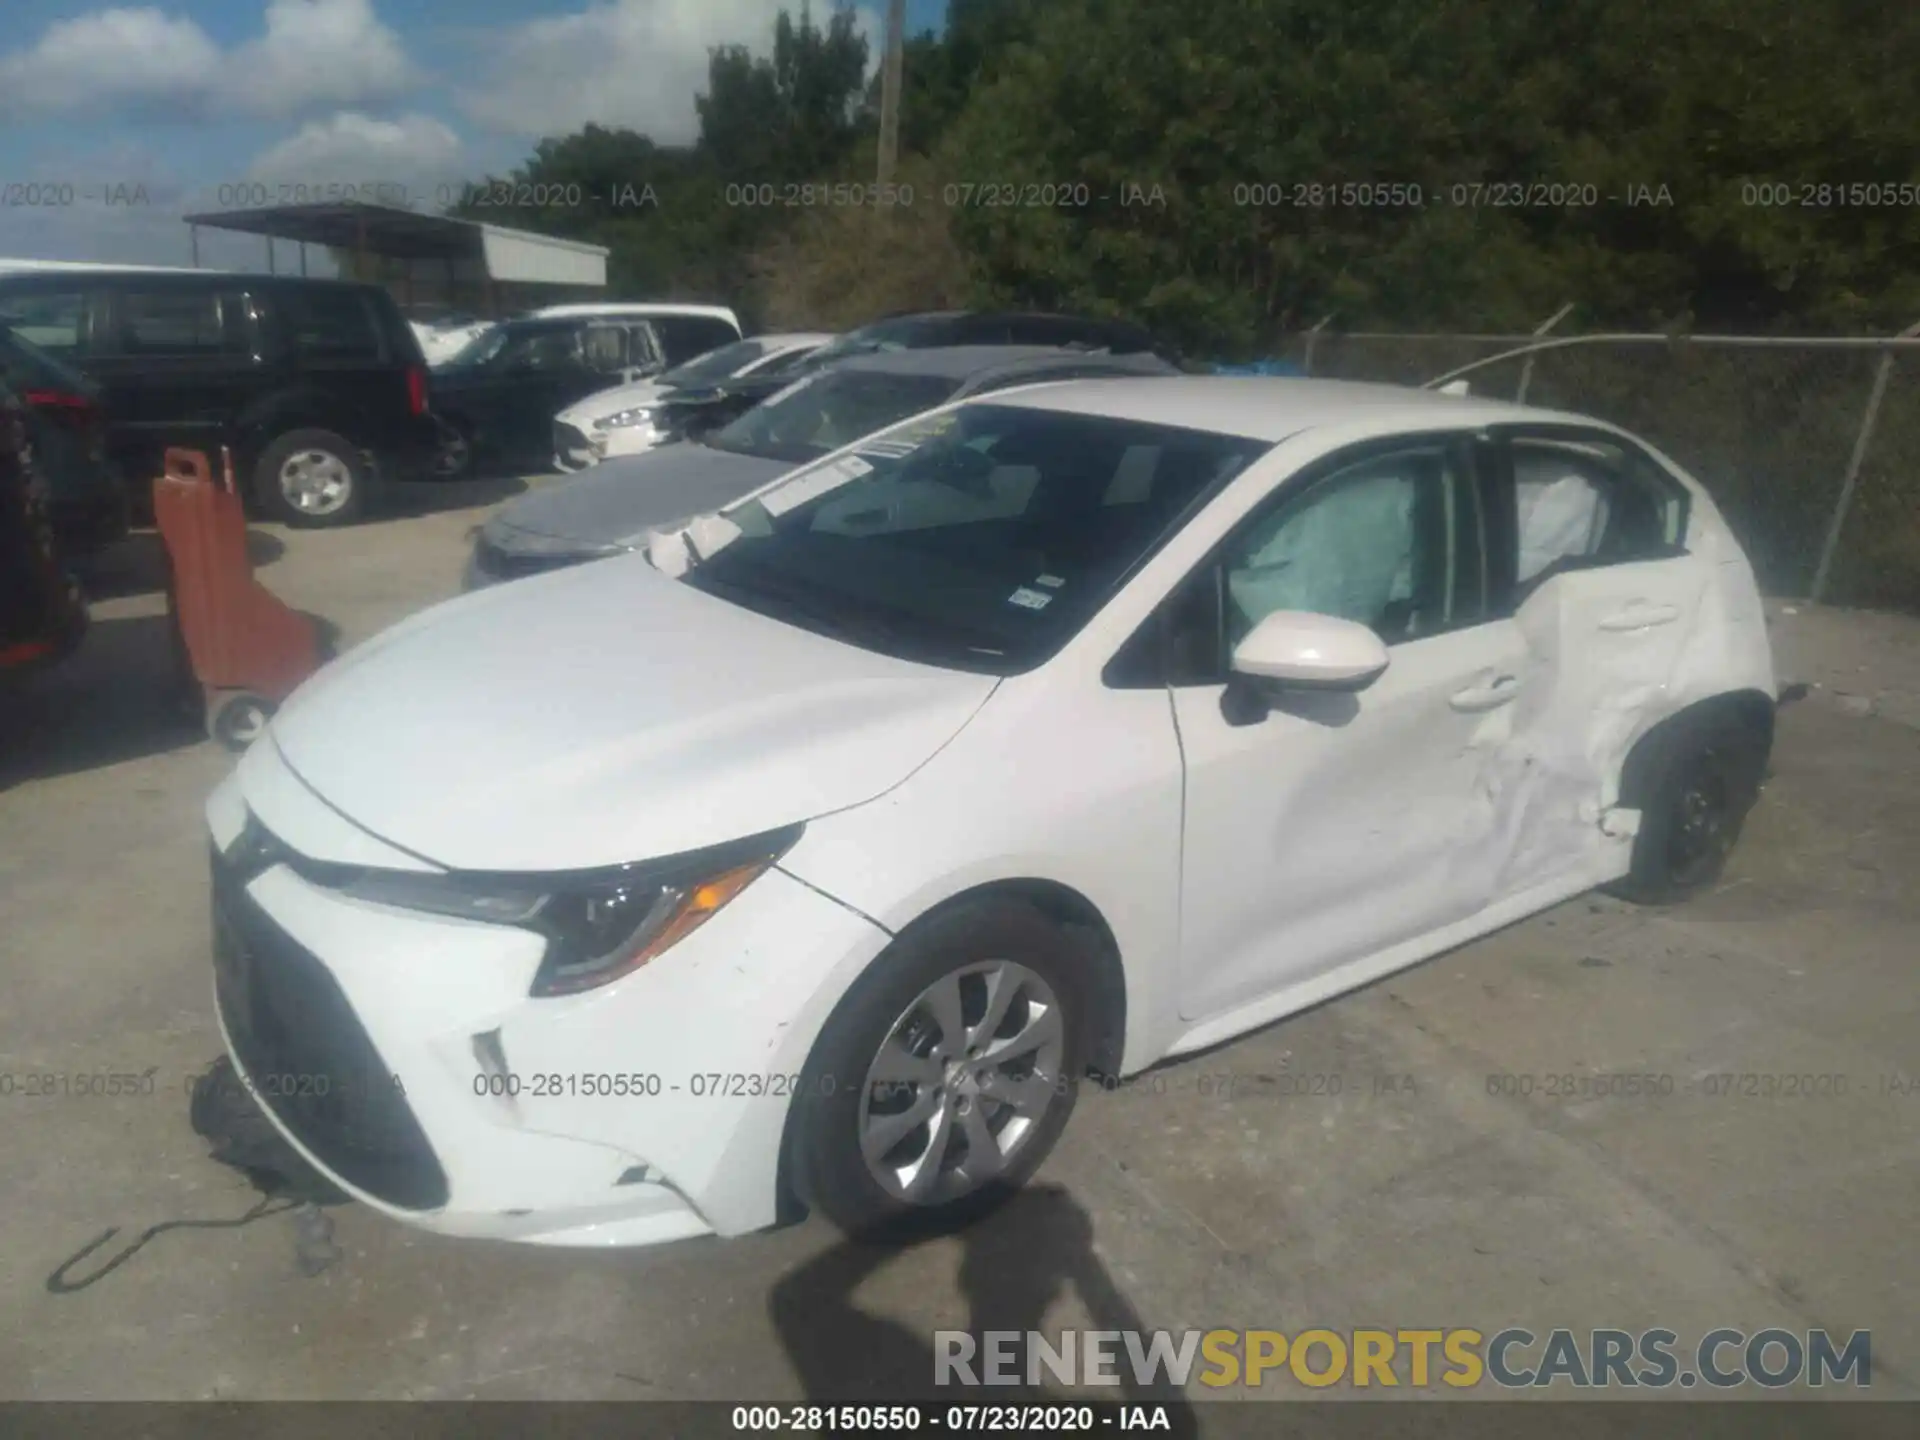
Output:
top-left (0, 270), bottom-right (393, 299)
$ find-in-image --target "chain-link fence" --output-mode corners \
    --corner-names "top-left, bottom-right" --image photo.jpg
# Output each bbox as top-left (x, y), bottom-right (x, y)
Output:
top-left (1267, 328), bottom-right (1920, 612)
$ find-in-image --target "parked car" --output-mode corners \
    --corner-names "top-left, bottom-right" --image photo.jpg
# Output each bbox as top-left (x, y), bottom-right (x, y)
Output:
top-left (553, 332), bottom-right (834, 470)
top-left (429, 315), bottom-right (668, 479)
top-left (203, 376), bottom-right (1776, 1247)
top-left (406, 306), bottom-right (492, 368)
top-left (0, 380), bottom-right (87, 677)
top-left (468, 345), bottom-right (1182, 587)
top-left (0, 269), bottom-right (439, 527)
top-left (525, 303), bottom-right (744, 364)
top-left (0, 324), bottom-right (127, 552)
top-left (791, 310), bottom-right (1173, 374)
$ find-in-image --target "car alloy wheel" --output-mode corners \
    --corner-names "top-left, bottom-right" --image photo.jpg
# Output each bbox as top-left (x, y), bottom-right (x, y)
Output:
top-left (278, 448), bottom-right (354, 517)
top-left (857, 960), bottom-right (1067, 1207)
top-left (1664, 744), bottom-right (1734, 888)
top-left (433, 426), bottom-right (472, 479)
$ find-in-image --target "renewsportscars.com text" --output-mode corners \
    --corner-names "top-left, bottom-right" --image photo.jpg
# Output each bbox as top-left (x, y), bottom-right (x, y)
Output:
top-left (935, 1327), bottom-right (1872, 1390)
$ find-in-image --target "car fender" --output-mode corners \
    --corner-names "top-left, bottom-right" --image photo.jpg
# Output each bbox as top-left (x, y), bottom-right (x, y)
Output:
top-left (775, 670), bottom-right (1187, 1079)
top-left (235, 386), bottom-right (376, 458)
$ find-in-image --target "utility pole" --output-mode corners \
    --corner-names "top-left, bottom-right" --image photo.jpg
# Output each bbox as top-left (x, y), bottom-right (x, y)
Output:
top-left (876, 0), bottom-right (905, 185)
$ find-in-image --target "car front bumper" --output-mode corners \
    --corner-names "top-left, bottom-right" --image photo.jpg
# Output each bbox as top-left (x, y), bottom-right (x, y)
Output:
top-left (461, 532), bottom-right (633, 591)
top-left (205, 758), bottom-right (891, 1247)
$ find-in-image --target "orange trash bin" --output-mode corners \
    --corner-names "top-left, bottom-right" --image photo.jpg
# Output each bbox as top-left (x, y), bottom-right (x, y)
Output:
top-left (155, 445), bottom-right (323, 750)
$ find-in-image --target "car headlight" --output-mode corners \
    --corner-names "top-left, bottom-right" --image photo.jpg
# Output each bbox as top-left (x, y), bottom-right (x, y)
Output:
top-left (594, 407), bottom-right (654, 431)
top-left (480, 518), bottom-right (620, 560)
top-left (333, 825), bottom-right (803, 996)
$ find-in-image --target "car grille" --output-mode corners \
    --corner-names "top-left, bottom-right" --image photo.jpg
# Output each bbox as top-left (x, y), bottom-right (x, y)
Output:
top-left (209, 824), bottom-right (449, 1211)
top-left (471, 535), bottom-right (582, 582)
top-left (553, 420), bottom-right (593, 459)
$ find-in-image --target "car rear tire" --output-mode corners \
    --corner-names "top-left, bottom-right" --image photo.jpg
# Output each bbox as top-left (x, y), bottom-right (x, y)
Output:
top-left (431, 418), bottom-right (475, 481)
top-left (789, 900), bottom-right (1089, 1239)
top-left (1607, 709), bottom-right (1768, 905)
top-left (254, 429), bottom-right (368, 528)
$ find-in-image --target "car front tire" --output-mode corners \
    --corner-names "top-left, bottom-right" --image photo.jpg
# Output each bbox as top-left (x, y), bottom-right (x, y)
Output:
top-left (253, 429), bottom-right (368, 528)
top-left (789, 900), bottom-right (1090, 1238)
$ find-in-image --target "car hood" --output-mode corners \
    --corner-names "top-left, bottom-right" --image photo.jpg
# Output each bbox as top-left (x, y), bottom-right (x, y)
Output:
top-left (558, 379), bottom-right (668, 426)
top-left (492, 444), bottom-right (789, 548)
top-left (267, 555), bottom-right (997, 873)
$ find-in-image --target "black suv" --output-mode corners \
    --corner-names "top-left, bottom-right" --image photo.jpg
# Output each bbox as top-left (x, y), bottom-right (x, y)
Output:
top-left (0, 269), bottom-right (440, 527)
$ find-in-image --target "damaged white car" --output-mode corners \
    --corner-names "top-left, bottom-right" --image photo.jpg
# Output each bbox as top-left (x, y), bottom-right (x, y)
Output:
top-left (204, 377), bottom-right (1775, 1248)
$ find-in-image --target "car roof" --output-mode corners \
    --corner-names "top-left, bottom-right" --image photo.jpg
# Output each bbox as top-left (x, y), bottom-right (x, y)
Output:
top-left (831, 344), bottom-right (1171, 380)
top-left (753, 331), bottom-right (835, 348)
top-left (0, 259), bottom-right (213, 276)
top-left (531, 302), bottom-right (740, 324)
top-left (975, 374), bottom-right (1579, 441)
top-left (0, 267), bottom-right (388, 299)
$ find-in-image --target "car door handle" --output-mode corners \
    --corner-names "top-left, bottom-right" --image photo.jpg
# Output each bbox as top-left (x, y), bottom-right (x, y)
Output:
top-left (1449, 675), bottom-right (1521, 713)
top-left (1599, 602), bottom-right (1682, 631)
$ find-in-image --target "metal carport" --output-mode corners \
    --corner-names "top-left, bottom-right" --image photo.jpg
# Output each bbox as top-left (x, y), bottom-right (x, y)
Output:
top-left (179, 201), bottom-right (609, 318)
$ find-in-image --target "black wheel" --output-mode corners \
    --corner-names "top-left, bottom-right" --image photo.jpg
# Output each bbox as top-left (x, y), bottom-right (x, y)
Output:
top-left (252, 429), bottom-right (369, 528)
top-left (1607, 711), bottom-right (1767, 905)
top-left (431, 417), bottom-right (475, 481)
top-left (789, 901), bottom-right (1089, 1238)
top-left (208, 691), bottom-right (276, 751)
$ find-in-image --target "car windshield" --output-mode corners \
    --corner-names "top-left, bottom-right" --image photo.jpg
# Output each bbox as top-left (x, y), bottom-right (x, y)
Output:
top-left (440, 324), bottom-right (508, 368)
top-left (787, 318), bottom-right (939, 375)
top-left (703, 369), bottom-right (959, 464)
top-left (660, 339), bottom-right (771, 389)
top-left (685, 403), bottom-right (1270, 674)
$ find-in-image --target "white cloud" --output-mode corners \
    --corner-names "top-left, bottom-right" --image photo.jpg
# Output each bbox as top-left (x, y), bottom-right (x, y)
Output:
top-left (458, 0), bottom-right (880, 142)
top-left (248, 112), bottom-right (465, 193)
top-left (0, 0), bottom-right (418, 120)
top-left (0, 8), bottom-right (221, 114)
top-left (229, 0), bottom-right (420, 118)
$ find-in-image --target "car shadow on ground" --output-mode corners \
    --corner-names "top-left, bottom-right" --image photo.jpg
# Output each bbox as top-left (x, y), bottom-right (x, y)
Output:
top-left (769, 1185), bottom-right (1198, 1433)
top-left (384, 474), bottom-right (532, 519)
top-left (0, 611), bottom-right (204, 790)
top-left (75, 529), bottom-right (287, 603)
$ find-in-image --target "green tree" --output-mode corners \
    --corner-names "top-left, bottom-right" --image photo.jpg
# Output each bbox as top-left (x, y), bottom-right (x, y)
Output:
top-left (936, 0), bottom-right (1920, 349)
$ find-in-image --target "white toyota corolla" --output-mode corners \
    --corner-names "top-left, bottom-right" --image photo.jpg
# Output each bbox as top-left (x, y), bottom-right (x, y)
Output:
top-left (205, 377), bottom-right (1776, 1248)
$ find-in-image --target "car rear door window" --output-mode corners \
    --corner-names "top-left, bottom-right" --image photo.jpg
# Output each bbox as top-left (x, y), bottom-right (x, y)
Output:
top-left (1499, 431), bottom-right (1688, 592)
top-left (276, 287), bottom-right (385, 361)
top-left (0, 291), bottom-right (87, 356)
top-left (121, 290), bottom-right (231, 354)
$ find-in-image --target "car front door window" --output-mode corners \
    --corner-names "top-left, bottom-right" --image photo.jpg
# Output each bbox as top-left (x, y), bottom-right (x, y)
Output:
top-left (1165, 435), bottom-right (1526, 1024)
top-left (1224, 463), bottom-right (1420, 649)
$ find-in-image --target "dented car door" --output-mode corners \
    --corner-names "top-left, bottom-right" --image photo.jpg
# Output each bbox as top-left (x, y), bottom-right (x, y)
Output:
top-left (1469, 428), bottom-right (1709, 902)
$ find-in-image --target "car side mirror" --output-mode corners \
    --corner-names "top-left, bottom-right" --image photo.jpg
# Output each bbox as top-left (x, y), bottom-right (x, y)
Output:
top-left (1230, 610), bottom-right (1389, 691)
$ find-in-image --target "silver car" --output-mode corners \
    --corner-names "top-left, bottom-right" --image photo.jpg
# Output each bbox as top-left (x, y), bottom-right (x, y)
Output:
top-left (466, 345), bottom-right (1181, 588)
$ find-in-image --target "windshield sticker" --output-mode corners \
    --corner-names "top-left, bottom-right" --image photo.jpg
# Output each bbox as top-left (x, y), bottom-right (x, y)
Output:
top-left (1007, 586), bottom-right (1053, 611)
top-left (1034, 574), bottom-right (1066, 588)
top-left (858, 413), bottom-right (958, 459)
top-left (759, 454), bottom-right (875, 517)
top-left (854, 437), bottom-right (920, 460)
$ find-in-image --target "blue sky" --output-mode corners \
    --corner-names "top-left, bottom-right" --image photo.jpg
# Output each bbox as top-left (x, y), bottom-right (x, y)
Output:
top-left (0, 0), bottom-right (950, 267)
